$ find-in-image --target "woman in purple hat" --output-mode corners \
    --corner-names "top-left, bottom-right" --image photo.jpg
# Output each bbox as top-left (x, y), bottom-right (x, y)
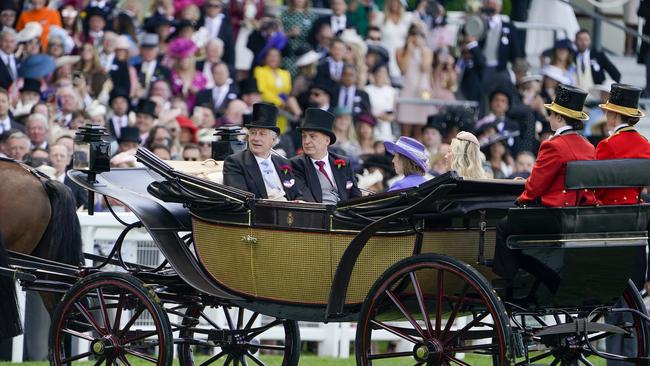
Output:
top-left (384, 136), bottom-right (429, 191)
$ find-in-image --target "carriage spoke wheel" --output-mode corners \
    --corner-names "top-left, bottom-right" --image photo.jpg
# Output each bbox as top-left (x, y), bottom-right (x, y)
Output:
top-left (356, 254), bottom-right (512, 366)
top-left (49, 272), bottom-right (172, 366)
top-left (178, 304), bottom-right (300, 366)
top-left (515, 280), bottom-right (650, 366)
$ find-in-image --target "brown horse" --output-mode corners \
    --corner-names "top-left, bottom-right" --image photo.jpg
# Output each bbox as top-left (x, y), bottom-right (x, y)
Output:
top-left (0, 159), bottom-right (83, 339)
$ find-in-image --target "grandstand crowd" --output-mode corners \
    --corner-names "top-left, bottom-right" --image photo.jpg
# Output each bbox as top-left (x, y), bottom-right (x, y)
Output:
top-left (0, 0), bottom-right (640, 207)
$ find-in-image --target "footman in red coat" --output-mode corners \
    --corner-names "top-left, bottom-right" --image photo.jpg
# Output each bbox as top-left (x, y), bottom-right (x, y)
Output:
top-left (596, 83), bottom-right (650, 205)
top-left (493, 84), bottom-right (598, 280)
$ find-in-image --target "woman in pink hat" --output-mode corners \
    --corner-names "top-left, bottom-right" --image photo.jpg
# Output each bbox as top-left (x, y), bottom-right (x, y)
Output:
top-left (168, 37), bottom-right (207, 111)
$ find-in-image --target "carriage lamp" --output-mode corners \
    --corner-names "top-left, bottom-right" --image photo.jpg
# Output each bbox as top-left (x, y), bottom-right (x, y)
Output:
top-left (74, 124), bottom-right (111, 215)
top-left (212, 125), bottom-right (247, 160)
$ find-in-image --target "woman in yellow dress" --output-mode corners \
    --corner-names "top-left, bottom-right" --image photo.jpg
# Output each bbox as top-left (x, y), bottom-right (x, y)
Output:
top-left (253, 48), bottom-right (292, 132)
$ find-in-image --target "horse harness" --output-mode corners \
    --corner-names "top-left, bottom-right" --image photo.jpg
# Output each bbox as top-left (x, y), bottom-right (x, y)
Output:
top-left (0, 156), bottom-right (53, 184)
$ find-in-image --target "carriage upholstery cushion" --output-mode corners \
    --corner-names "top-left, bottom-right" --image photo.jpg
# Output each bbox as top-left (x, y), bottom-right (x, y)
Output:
top-left (507, 204), bottom-right (650, 235)
top-left (565, 159), bottom-right (650, 189)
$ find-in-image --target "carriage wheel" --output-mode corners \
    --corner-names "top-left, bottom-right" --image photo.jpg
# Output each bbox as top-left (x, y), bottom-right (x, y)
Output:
top-left (177, 304), bottom-right (300, 366)
top-left (49, 272), bottom-right (173, 366)
top-left (514, 280), bottom-right (650, 366)
top-left (356, 253), bottom-right (512, 366)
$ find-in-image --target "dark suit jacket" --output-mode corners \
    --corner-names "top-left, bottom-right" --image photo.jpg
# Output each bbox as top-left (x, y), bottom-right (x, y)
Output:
top-left (199, 15), bottom-right (235, 66)
top-left (223, 150), bottom-right (302, 200)
top-left (194, 84), bottom-right (239, 115)
top-left (9, 116), bottom-right (25, 133)
top-left (479, 19), bottom-right (524, 71)
top-left (316, 58), bottom-right (345, 81)
top-left (460, 45), bottom-right (486, 103)
top-left (134, 60), bottom-right (171, 87)
top-left (580, 50), bottom-right (621, 84)
top-left (0, 58), bottom-right (14, 90)
top-left (290, 152), bottom-right (361, 203)
top-left (333, 86), bottom-right (371, 117)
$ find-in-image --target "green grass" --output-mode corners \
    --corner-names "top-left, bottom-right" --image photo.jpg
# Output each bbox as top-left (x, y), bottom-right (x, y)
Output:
top-left (0, 354), bottom-right (610, 365)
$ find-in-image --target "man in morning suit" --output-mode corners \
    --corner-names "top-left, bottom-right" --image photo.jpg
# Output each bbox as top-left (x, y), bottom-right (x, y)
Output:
top-left (478, 0), bottom-right (524, 86)
top-left (223, 102), bottom-right (302, 200)
top-left (596, 83), bottom-right (650, 205)
top-left (135, 33), bottom-right (171, 93)
top-left (291, 108), bottom-right (361, 204)
top-left (575, 29), bottom-right (621, 92)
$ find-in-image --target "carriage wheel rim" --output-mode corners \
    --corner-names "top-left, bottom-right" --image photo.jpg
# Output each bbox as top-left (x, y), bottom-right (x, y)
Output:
top-left (358, 260), bottom-right (508, 365)
top-left (177, 305), bottom-right (298, 366)
top-left (52, 278), bottom-right (168, 366)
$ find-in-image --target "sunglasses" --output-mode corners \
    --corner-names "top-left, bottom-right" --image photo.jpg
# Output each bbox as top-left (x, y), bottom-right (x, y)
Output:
top-left (206, 3), bottom-right (222, 7)
top-left (199, 142), bottom-right (211, 147)
top-left (184, 157), bottom-right (198, 161)
top-left (310, 91), bottom-right (323, 96)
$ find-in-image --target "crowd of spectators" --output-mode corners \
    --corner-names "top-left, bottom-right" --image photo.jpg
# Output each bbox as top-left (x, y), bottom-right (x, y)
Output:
top-left (0, 0), bottom-right (630, 208)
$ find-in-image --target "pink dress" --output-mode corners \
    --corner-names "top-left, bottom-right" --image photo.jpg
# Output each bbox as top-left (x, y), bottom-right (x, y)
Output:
top-left (171, 70), bottom-right (208, 110)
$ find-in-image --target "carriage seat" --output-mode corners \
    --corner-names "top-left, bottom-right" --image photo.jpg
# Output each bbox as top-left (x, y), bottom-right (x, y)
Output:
top-left (506, 159), bottom-right (650, 238)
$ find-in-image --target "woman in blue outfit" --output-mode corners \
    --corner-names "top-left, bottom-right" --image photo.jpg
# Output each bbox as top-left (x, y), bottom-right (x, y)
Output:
top-left (384, 136), bottom-right (429, 191)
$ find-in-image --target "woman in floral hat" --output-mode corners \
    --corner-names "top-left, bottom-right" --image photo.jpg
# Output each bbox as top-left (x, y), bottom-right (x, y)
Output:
top-left (168, 37), bottom-right (207, 111)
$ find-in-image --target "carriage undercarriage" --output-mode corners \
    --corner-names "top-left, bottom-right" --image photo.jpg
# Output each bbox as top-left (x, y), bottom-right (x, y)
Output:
top-left (3, 149), bottom-right (650, 366)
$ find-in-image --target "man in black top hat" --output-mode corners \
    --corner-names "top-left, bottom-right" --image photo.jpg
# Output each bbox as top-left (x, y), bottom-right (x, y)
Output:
top-left (291, 108), bottom-right (361, 204)
top-left (238, 77), bottom-right (261, 113)
top-left (108, 88), bottom-right (130, 140)
top-left (307, 77), bottom-right (336, 113)
top-left (134, 99), bottom-right (158, 142)
top-left (117, 127), bottom-right (141, 153)
top-left (135, 33), bottom-right (171, 92)
top-left (223, 102), bottom-right (302, 200)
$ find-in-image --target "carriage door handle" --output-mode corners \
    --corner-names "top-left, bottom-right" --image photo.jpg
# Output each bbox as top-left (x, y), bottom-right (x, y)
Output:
top-left (241, 235), bottom-right (257, 244)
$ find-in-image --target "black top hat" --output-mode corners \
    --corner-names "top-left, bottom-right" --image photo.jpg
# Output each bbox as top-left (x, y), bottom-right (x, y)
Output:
top-left (363, 153), bottom-right (395, 176)
top-left (118, 127), bottom-right (141, 144)
top-left (109, 87), bottom-right (129, 104)
top-left (20, 78), bottom-right (41, 94)
top-left (245, 102), bottom-right (279, 133)
top-left (144, 13), bottom-right (173, 33)
top-left (134, 99), bottom-right (157, 118)
top-left (238, 78), bottom-right (259, 95)
top-left (599, 83), bottom-right (645, 118)
top-left (544, 84), bottom-right (589, 121)
top-left (423, 113), bottom-right (447, 133)
top-left (85, 6), bottom-right (108, 21)
top-left (309, 77), bottom-right (336, 99)
top-left (297, 108), bottom-right (336, 144)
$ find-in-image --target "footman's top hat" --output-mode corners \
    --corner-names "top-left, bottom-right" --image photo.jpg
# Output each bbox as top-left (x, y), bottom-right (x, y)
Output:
top-left (599, 83), bottom-right (645, 118)
top-left (298, 108), bottom-right (336, 144)
top-left (544, 84), bottom-right (590, 121)
top-left (245, 102), bottom-right (280, 134)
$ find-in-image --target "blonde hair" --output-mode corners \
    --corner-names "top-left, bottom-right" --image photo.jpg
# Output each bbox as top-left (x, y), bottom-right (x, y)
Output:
top-left (449, 138), bottom-right (486, 179)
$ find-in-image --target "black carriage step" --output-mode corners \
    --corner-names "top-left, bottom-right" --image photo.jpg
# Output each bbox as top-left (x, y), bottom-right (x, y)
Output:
top-left (535, 318), bottom-right (627, 337)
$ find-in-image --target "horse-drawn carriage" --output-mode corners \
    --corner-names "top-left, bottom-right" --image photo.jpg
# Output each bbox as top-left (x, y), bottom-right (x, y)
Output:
top-left (2, 125), bottom-right (650, 365)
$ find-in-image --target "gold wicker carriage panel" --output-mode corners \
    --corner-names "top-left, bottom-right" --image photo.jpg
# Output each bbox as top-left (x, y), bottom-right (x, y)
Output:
top-left (193, 218), bottom-right (417, 305)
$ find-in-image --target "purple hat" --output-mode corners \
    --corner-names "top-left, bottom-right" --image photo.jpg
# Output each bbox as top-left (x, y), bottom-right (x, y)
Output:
top-left (384, 136), bottom-right (429, 172)
top-left (168, 37), bottom-right (197, 58)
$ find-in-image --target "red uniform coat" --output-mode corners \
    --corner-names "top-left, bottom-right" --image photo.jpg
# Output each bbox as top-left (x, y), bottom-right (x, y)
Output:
top-left (596, 127), bottom-right (650, 205)
top-left (519, 133), bottom-right (599, 207)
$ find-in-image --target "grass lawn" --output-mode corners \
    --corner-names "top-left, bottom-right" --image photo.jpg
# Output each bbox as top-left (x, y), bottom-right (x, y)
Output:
top-left (0, 354), bottom-right (609, 365)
